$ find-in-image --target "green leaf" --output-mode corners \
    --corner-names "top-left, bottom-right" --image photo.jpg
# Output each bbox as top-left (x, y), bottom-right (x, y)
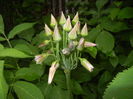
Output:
top-left (85, 47), bottom-right (97, 58)
top-left (0, 15), bottom-right (4, 34)
top-left (109, 56), bottom-right (119, 67)
top-left (118, 7), bottom-right (133, 19)
top-left (15, 66), bottom-right (44, 81)
top-left (96, 31), bottom-right (115, 53)
top-left (96, 0), bottom-right (108, 10)
top-left (100, 19), bottom-right (128, 32)
top-left (0, 61), bottom-right (8, 99)
top-left (0, 37), bottom-right (6, 41)
top-left (103, 67), bottom-right (133, 99)
top-left (0, 48), bottom-right (32, 58)
top-left (0, 44), bottom-right (4, 50)
top-left (86, 25), bottom-right (102, 42)
top-left (14, 43), bottom-right (38, 55)
top-left (109, 8), bottom-right (120, 20)
top-left (13, 81), bottom-right (44, 99)
top-left (71, 80), bottom-right (84, 95)
top-left (124, 50), bottom-right (133, 67)
top-left (8, 23), bottom-right (36, 39)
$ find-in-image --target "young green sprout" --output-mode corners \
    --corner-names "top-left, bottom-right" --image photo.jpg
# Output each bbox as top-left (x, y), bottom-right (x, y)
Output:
top-left (34, 12), bottom-right (97, 85)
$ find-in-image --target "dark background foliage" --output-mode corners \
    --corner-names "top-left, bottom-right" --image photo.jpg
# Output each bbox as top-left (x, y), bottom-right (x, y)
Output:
top-left (0, 0), bottom-right (133, 99)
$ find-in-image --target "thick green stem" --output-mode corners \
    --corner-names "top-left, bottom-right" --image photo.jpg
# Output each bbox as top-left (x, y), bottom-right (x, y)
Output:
top-left (64, 69), bottom-right (72, 99)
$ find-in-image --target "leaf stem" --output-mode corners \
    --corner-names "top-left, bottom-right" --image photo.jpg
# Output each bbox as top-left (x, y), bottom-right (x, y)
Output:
top-left (2, 32), bottom-right (12, 48)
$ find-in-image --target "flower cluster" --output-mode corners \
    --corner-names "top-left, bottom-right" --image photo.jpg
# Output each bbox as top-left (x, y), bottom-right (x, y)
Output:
top-left (34, 12), bottom-right (96, 84)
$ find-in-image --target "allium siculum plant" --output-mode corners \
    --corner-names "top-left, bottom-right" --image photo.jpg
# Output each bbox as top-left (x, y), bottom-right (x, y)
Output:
top-left (34, 12), bottom-right (96, 99)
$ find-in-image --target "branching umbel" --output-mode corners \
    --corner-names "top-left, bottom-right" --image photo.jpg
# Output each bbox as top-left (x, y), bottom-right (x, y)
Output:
top-left (34, 12), bottom-right (96, 99)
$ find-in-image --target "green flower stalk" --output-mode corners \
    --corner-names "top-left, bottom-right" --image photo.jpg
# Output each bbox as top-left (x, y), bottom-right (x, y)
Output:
top-left (53, 25), bottom-right (61, 42)
top-left (50, 14), bottom-right (57, 27)
top-left (44, 24), bottom-right (53, 36)
top-left (59, 12), bottom-right (66, 25)
top-left (72, 12), bottom-right (79, 25)
top-left (48, 61), bottom-right (59, 84)
top-left (81, 23), bottom-right (88, 37)
top-left (79, 58), bottom-right (94, 72)
top-left (63, 16), bottom-right (72, 32)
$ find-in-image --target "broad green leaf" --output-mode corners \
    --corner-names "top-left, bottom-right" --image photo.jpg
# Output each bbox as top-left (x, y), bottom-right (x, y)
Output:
top-left (0, 48), bottom-right (32, 58)
top-left (96, 0), bottom-right (108, 10)
top-left (118, 7), bottom-right (133, 19)
top-left (124, 50), bottom-right (133, 67)
top-left (0, 44), bottom-right (4, 50)
top-left (0, 61), bottom-right (8, 99)
top-left (0, 37), bottom-right (6, 41)
top-left (85, 47), bottom-right (97, 58)
top-left (14, 43), bottom-right (38, 55)
top-left (37, 82), bottom-right (68, 99)
top-left (71, 80), bottom-right (84, 95)
top-left (8, 23), bottom-right (36, 39)
top-left (103, 67), bottom-right (133, 99)
top-left (86, 25), bottom-right (102, 42)
top-left (109, 8), bottom-right (120, 20)
top-left (0, 15), bottom-right (4, 34)
top-left (109, 56), bottom-right (119, 67)
top-left (15, 64), bottom-right (44, 81)
top-left (96, 31), bottom-right (115, 53)
top-left (18, 28), bottom-right (35, 42)
top-left (100, 19), bottom-right (128, 32)
top-left (13, 81), bottom-right (44, 99)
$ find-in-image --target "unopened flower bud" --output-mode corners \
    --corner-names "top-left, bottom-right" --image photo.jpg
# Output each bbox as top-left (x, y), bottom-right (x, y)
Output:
top-left (77, 38), bottom-right (85, 51)
top-left (81, 23), bottom-right (88, 37)
top-left (38, 40), bottom-right (50, 48)
top-left (50, 14), bottom-right (57, 27)
top-left (59, 12), bottom-right (66, 25)
top-left (68, 41), bottom-right (75, 51)
top-left (44, 24), bottom-right (53, 36)
top-left (48, 61), bottom-right (59, 84)
top-left (84, 41), bottom-right (97, 47)
top-left (68, 22), bottom-right (78, 40)
top-left (62, 48), bottom-right (70, 55)
top-left (34, 53), bottom-right (48, 64)
top-left (63, 16), bottom-right (72, 32)
top-left (53, 25), bottom-right (61, 42)
top-left (79, 58), bottom-right (94, 72)
top-left (72, 12), bottom-right (79, 25)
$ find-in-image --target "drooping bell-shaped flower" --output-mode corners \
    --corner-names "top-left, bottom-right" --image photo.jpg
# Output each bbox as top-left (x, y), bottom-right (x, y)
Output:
top-left (63, 16), bottom-right (72, 32)
top-left (84, 41), bottom-right (97, 47)
top-left (44, 24), bottom-right (53, 36)
top-left (59, 12), bottom-right (66, 25)
top-left (68, 22), bottom-right (78, 40)
top-left (81, 23), bottom-right (88, 37)
top-left (72, 12), bottom-right (79, 25)
top-left (53, 25), bottom-right (61, 42)
top-left (48, 61), bottom-right (59, 84)
top-left (77, 37), bottom-right (85, 51)
top-left (50, 14), bottom-right (57, 27)
top-left (79, 58), bottom-right (94, 72)
top-left (34, 53), bottom-right (48, 64)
